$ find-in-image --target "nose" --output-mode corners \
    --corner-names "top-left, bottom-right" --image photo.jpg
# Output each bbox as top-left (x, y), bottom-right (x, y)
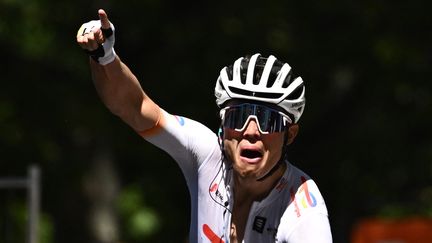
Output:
top-left (243, 118), bottom-right (261, 137)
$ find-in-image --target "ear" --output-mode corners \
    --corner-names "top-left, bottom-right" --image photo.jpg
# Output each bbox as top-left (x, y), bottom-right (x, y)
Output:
top-left (286, 124), bottom-right (299, 145)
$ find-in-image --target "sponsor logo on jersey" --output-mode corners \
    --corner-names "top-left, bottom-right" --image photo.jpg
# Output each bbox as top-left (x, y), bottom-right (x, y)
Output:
top-left (298, 176), bottom-right (317, 208)
top-left (174, 115), bottom-right (185, 126)
top-left (210, 183), bottom-right (218, 192)
top-left (290, 176), bottom-right (318, 217)
top-left (209, 183), bottom-right (224, 202)
top-left (253, 216), bottom-right (267, 233)
top-left (215, 189), bottom-right (224, 202)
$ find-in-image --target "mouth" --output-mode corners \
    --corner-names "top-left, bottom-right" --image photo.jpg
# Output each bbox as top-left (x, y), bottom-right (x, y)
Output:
top-left (240, 148), bottom-right (263, 163)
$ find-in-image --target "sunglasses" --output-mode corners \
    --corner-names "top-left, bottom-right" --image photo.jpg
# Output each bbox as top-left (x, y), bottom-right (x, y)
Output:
top-left (220, 103), bottom-right (292, 134)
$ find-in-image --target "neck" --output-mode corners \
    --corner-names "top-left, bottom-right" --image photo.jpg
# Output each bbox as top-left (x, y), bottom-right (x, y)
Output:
top-left (233, 162), bottom-right (286, 203)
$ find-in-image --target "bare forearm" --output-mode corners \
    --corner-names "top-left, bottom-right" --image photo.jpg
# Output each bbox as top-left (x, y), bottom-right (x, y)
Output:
top-left (90, 56), bottom-right (160, 132)
top-left (77, 10), bottom-right (160, 132)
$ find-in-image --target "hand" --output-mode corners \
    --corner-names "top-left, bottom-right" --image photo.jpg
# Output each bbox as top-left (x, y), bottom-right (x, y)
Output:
top-left (76, 9), bottom-right (116, 65)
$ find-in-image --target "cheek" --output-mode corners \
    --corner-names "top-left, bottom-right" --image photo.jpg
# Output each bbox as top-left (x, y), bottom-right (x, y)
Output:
top-left (264, 140), bottom-right (284, 165)
top-left (263, 133), bottom-right (285, 151)
top-left (224, 128), bottom-right (240, 138)
top-left (264, 134), bottom-right (284, 161)
top-left (222, 129), bottom-right (242, 158)
top-left (222, 139), bottom-right (237, 162)
top-left (223, 129), bottom-right (242, 144)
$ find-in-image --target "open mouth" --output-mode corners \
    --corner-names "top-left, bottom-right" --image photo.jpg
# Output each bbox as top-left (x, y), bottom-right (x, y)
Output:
top-left (240, 149), bottom-right (263, 160)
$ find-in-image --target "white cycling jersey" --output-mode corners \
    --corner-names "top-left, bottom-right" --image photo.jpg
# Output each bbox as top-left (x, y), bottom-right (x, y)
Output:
top-left (140, 109), bottom-right (332, 243)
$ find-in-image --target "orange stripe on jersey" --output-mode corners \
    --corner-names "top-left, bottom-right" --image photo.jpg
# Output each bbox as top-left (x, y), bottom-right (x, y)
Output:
top-left (137, 109), bottom-right (164, 137)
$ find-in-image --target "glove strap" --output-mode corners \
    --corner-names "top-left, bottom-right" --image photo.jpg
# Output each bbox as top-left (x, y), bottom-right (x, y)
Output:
top-left (85, 44), bottom-right (105, 63)
top-left (101, 27), bottom-right (113, 38)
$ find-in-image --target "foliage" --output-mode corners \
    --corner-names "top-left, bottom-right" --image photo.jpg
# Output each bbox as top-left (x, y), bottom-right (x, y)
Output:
top-left (0, 0), bottom-right (431, 242)
top-left (117, 185), bottom-right (161, 241)
top-left (0, 198), bottom-right (53, 243)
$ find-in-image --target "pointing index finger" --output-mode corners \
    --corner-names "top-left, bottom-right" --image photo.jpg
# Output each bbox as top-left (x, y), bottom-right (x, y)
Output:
top-left (98, 9), bottom-right (110, 29)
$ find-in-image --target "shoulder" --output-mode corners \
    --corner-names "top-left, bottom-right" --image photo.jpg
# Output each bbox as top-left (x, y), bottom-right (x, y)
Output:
top-left (285, 162), bottom-right (328, 217)
top-left (141, 109), bottom-right (219, 165)
top-left (142, 109), bottom-right (217, 142)
top-left (276, 163), bottom-right (331, 241)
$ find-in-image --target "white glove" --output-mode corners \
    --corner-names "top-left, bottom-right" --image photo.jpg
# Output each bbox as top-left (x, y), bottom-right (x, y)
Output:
top-left (77, 20), bottom-right (116, 65)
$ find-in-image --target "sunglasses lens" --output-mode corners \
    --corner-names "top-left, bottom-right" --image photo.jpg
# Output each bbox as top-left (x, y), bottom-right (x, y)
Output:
top-left (256, 106), bottom-right (280, 133)
top-left (223, 104), bottom-right (289, 133)
top-left (224, 108), bottom-right (243, 130)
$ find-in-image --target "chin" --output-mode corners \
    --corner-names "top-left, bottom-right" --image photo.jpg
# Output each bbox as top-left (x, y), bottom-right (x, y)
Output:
top-left (233, 161), bottom-right (264, 179)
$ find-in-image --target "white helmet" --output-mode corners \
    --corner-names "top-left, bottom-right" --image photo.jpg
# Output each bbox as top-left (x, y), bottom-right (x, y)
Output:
top-left (215, 53), bottom-right (306, 123)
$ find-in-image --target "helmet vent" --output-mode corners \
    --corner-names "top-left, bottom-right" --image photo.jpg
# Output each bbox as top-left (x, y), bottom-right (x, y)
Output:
top-left (267, 60), bottom-right (284, 88)
top-left (286, 85), bottom-right (304, 100)
top-left (282, 73), bottom-right (293, 88)
top-left (253, 57), bottom-right (267, 85)
top-left (226, 65), bottom-right (234, 80)
top-left (218, 79), bottom-right (226, 91)
top-left (228, 86), bottom-right (283, 99)
top-left (240, 58), bottom-right (250, 84)
top-left (267, 66), bottom-right (280, 87)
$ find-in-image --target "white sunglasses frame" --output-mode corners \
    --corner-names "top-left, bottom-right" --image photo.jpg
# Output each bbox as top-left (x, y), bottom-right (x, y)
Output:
top-left (219, 105), bottom-right (292, 134)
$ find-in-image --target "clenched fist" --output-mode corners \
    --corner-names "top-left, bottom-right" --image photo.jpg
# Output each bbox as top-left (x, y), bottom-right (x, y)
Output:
top-left (76, 9), bottom-right (116, 65)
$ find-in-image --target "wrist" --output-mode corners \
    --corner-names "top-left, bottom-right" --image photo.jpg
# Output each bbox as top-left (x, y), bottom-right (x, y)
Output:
top-left (98, 48), bottom-right (116, 65)
top-left (86, 46), bottom-right (116, 65)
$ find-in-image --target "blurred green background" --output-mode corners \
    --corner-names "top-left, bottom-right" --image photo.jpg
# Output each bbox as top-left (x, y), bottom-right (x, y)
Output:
top-left (1, 0), bottom-right (431, 242)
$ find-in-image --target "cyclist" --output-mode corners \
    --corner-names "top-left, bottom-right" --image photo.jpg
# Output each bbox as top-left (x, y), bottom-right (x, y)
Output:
top-left (76, 9), bottom-right (332, 243)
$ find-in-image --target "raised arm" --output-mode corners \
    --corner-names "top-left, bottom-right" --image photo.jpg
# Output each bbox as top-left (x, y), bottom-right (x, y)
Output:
top-left (76, 9), bottom-right (160, 132)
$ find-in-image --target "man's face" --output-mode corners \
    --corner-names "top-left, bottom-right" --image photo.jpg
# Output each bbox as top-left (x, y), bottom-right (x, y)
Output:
top-left (223, 120), bottom-right (287, 179)
top-left (220, 101), bottom-right (299, 179)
